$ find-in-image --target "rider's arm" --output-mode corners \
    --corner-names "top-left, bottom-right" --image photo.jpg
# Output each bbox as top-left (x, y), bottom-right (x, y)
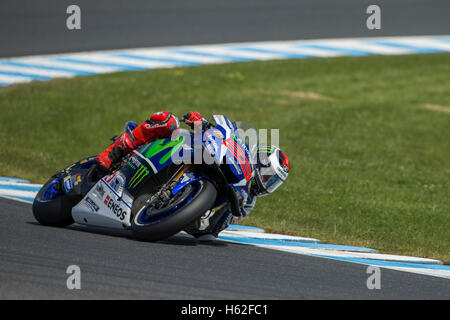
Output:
top-left (232, 192), bottom-right (257, 223)
top-left (132, 114), bottom-right (179, 146)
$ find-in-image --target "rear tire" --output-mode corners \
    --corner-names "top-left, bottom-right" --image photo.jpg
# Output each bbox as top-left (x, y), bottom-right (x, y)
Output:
top-left (131, 179), bottom-right (217, 242)
top-left (32, 177), bottom-right (77, 227)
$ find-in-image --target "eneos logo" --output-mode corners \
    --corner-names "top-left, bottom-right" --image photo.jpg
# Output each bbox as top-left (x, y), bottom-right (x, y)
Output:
top-left (103, 195), bottom-right (126, 221)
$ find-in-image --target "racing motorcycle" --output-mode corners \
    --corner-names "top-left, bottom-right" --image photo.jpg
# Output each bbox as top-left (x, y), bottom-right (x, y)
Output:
top-left (32, 115), bottom-right (255, 241)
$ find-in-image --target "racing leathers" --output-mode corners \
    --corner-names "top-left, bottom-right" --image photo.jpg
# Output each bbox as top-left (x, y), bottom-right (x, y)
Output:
top-left (96, 111), bottom-right (181, 170)
top-left (96, 110), bottom-right (211, 169)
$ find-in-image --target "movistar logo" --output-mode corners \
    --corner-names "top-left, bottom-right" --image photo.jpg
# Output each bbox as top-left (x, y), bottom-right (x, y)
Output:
top-left (128, 166), bottom-right (150, 189)
top-left (143, 136), bottom-right (185, 165)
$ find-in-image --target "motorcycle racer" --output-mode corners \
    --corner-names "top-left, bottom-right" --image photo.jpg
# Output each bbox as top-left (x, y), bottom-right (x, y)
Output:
top-left (95, 111), bottom-right (290, 240)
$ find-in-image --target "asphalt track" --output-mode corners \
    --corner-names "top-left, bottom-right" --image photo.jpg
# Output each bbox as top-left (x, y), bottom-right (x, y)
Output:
top-left (1, 0), bottom-right (450, 58)
top-left (0, 197), bottom-right (449, 299)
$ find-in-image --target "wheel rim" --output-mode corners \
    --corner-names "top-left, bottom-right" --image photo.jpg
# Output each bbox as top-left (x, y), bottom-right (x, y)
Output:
top-left (134, 181), bottom-right (203, 226)
top-left (41, 178), bottom-right (63, 202)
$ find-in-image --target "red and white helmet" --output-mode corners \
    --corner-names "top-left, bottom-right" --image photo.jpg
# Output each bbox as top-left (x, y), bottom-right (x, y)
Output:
top-left (253, 144), bottom-right (290, 196)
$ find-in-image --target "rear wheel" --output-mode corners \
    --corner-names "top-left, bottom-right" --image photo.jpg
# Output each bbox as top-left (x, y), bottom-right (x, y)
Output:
top-left (131, 179), bottom-right (217, 242)
top-left (32, 177), bottom-right (78, 227)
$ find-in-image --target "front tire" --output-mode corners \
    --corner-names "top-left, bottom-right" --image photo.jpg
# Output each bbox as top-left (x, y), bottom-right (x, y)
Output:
top-left (131, 179), bottom-right (217, 242)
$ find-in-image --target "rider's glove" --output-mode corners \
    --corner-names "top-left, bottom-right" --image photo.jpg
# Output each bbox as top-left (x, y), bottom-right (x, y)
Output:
top-left (183, 111), bottom-right (211, 131)
top-left (183, 111), bottom-right (203, 127)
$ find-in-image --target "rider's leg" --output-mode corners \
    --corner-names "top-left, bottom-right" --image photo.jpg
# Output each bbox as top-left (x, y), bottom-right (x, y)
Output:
top-left (96, 122), bottom-right (138, 169)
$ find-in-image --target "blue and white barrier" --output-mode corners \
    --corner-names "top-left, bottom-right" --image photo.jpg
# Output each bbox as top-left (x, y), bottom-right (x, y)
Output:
top-left (1, 175), bottom-right (448, 279)
top-left (0, 35), bottom-right (449, 87)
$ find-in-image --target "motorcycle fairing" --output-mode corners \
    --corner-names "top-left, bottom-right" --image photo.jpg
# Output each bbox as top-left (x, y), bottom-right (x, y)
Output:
top-left (205, 115), bottom-right (254, 185)
top-left (71, 136), bottom-right (187, 229)
top-left (123, 135), bottom-right (186, 194)
top-left (71, 172), bottom-right (133, 229)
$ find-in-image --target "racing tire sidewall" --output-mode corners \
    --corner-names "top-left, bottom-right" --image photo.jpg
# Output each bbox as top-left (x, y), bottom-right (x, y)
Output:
top-left (32, 177), bottom-right (76, 227)
top-left (130, 179), bottom-right (217, 242)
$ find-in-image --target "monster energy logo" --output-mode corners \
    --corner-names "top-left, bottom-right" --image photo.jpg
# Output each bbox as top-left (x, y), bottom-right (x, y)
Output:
top-left (128, 166), bottom-right (150, 189)
top-left (258, 145), bottom-right (275, 155)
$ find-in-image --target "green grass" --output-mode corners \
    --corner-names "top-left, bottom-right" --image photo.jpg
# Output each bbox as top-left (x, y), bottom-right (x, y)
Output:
top-left (1, 53), bottom-right (449, 262)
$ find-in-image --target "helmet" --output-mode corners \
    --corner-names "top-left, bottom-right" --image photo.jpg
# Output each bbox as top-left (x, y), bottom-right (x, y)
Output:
top-left (253, 144), bottom-right (290, 196)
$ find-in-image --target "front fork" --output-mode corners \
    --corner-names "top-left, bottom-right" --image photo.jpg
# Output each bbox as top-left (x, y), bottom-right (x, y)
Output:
top-left (144, 164), bottom-right (197, 210)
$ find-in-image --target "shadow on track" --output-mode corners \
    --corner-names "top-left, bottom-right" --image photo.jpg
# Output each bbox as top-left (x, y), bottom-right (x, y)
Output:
top-left (26, 221), bottom-right (229, 247)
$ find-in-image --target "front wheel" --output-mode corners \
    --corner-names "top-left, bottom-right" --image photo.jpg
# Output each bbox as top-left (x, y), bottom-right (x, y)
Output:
top-left (131, 179), bottom-right (217, 242)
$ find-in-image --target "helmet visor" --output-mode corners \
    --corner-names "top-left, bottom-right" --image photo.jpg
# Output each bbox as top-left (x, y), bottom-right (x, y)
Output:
top-left (258, 168), bottom-right (284, 195)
